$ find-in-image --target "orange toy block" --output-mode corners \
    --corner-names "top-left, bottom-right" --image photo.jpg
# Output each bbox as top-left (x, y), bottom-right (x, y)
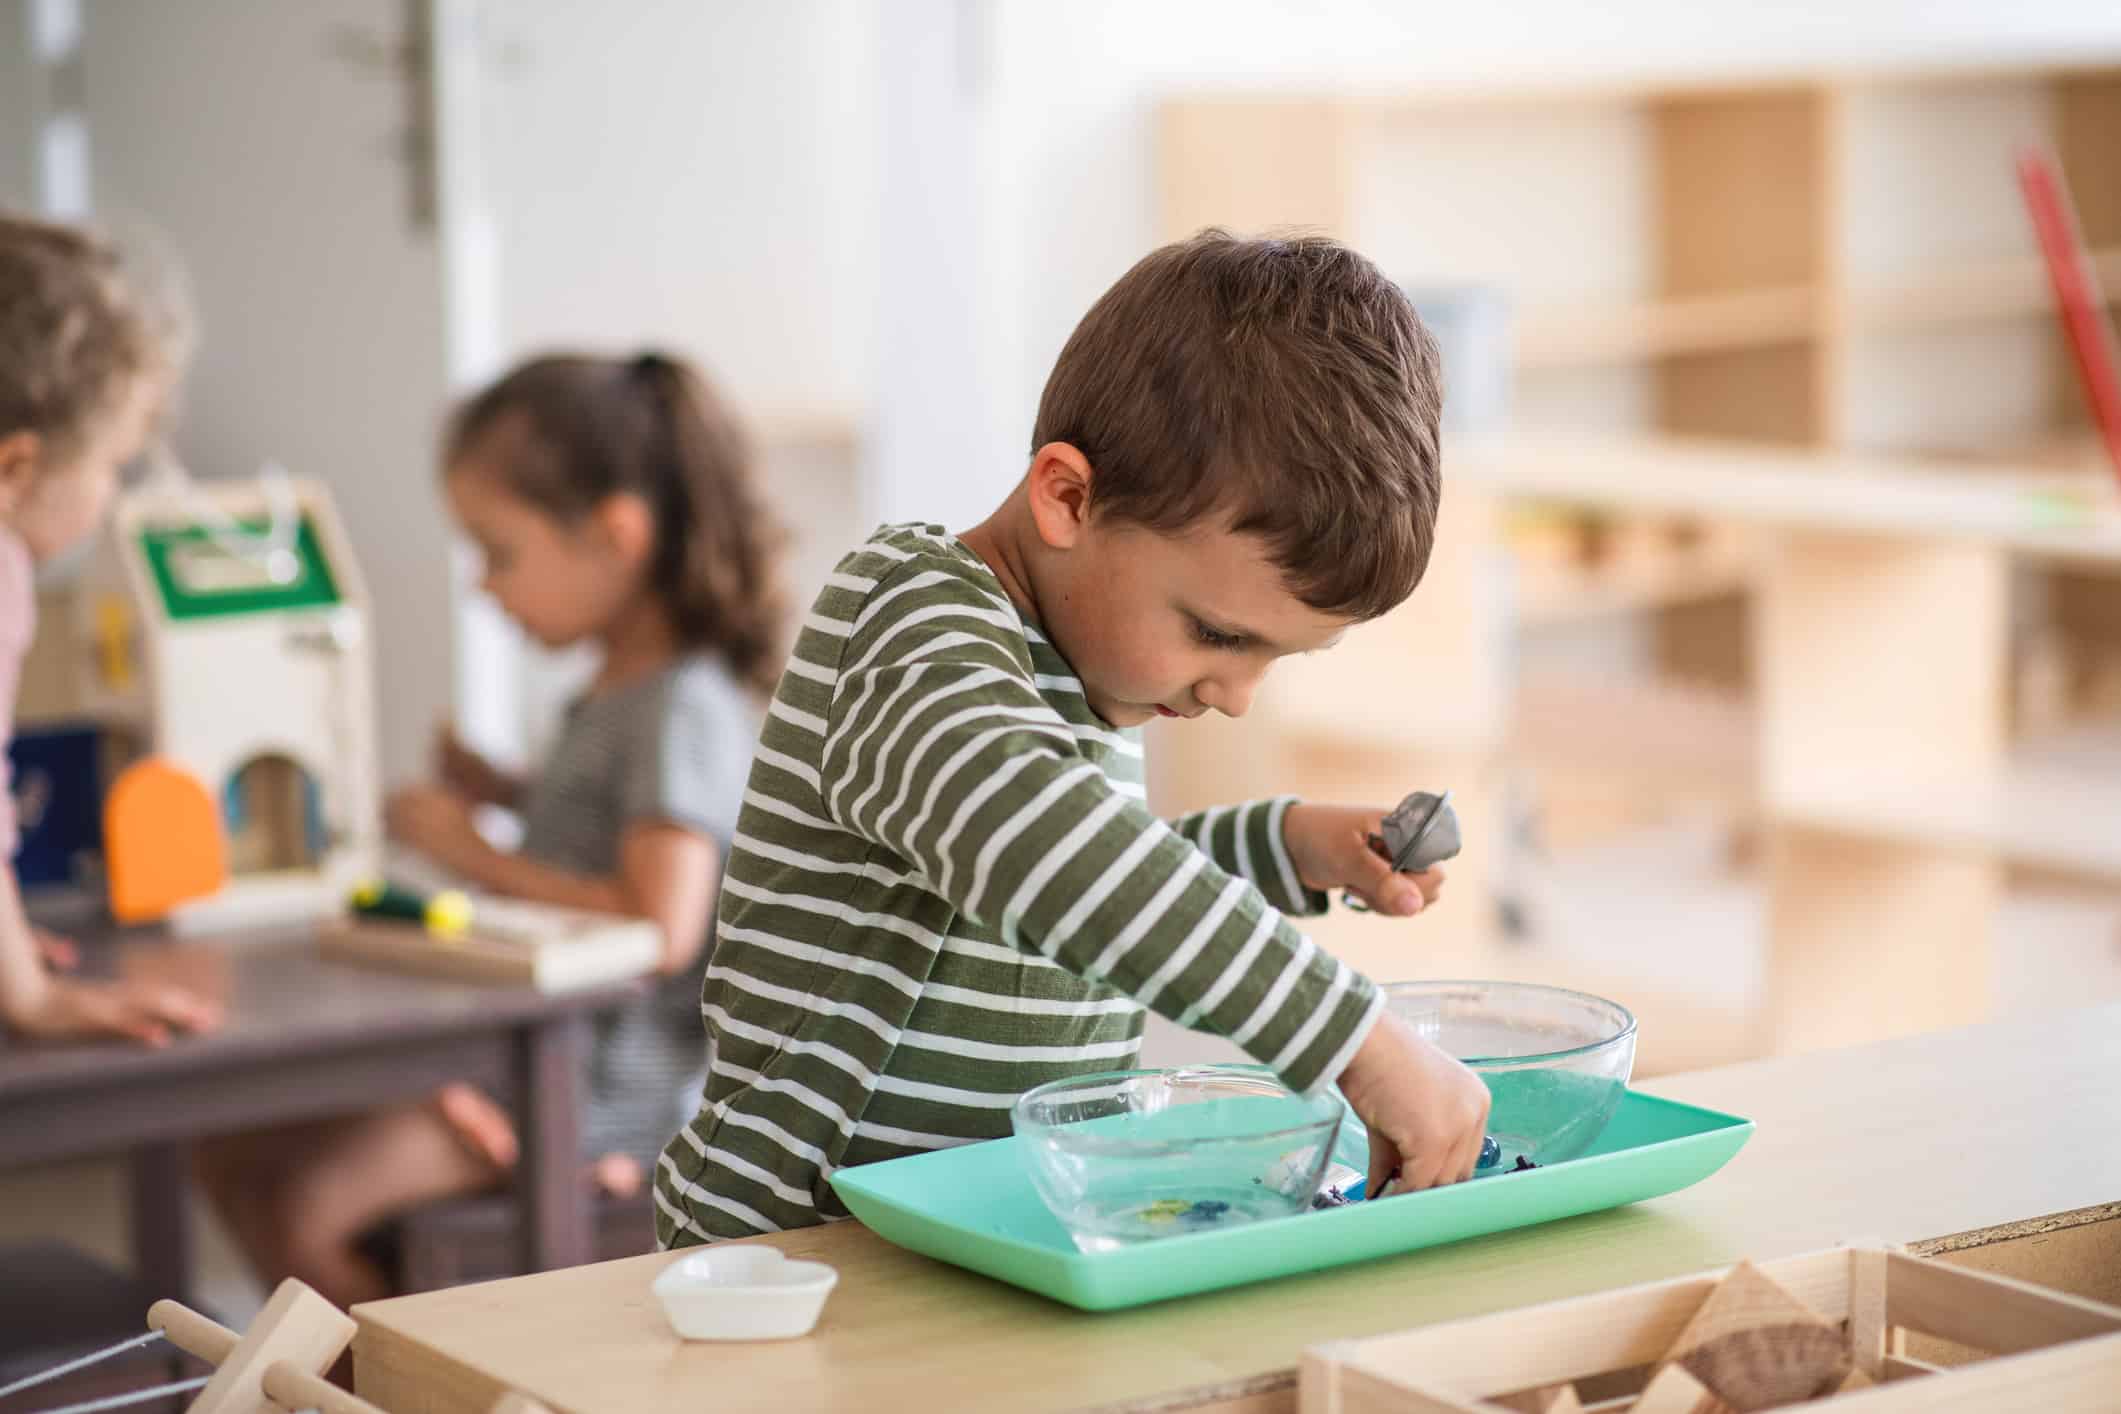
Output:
top-left (105, 757), bottom-right (228, 922)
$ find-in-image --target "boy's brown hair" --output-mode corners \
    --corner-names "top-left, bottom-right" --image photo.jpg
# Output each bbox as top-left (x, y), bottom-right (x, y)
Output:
top-left (1033, 229), bottom-right (1443, 621)
top-left (0, 213), bottom-right (161, 456)
top-left (445, 352), bottom-right (790, 696)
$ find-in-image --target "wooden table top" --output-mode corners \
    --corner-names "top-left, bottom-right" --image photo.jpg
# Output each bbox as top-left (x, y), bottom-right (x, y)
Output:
top-left (0, 926), bottom-right (629, 1100)
top-left (351, 1003), bottom-right (2121, 1414)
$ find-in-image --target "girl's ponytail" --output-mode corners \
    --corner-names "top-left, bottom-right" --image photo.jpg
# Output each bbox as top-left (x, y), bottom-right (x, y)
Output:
top-left (628, 352), bottom-right (787, 695)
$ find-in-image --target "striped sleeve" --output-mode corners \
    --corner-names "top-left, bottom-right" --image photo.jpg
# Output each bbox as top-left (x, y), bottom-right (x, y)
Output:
top-left (822, 567), bottom-right (1380, 1094)
top-left (1170, 798), bottom-right (1330, 919)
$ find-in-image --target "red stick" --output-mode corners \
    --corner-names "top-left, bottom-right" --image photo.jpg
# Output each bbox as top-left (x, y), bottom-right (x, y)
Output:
top-left (2017, 148), bottom-right (2121, 491)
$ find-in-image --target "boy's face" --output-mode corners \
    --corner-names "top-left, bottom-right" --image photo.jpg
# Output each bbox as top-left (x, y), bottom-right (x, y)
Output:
top-left (0, 375), bottom-right (159, 563)
top-left (1031, 469), bottom-right (1352, 729)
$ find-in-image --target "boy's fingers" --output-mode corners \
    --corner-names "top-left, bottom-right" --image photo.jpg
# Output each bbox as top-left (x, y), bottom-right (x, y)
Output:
top-left (1404, 1144), bottom-right (1449, 1192)
top-left (1435, 1131), bottom-right (1473, 1187)
top-left (1351, 846), bottom-right (1423, 916)
top-left (1453, 1130), bottom-right (1483, 1185)
top-left (1378, 1125), bottom-right (1447, 1192)
top-left (1365, 1129), bottom-right (1400, 1200)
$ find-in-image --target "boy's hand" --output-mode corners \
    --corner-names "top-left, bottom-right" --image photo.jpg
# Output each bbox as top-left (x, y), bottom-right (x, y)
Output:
top-left (435, 726), bottom-right (517, 808)
top-left (385, 784), bottom-right (490, 874)
top-left (1337, 1011), bottom-right (1491, 1195)
top-left (1283, 803), bottom-right (1445, 917)
top-left (11, 975), bottom-right (222, 1047)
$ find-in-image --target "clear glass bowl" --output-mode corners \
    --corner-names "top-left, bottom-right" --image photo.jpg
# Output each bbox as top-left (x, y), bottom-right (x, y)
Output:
top-left (1012, 1065), bottom-right (1344, 1253)
top-left (1382, 980), bottom-right (1637, 1170)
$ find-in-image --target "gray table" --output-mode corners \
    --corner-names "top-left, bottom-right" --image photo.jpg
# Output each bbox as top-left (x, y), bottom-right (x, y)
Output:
top-left (0, 920), bottom-right (636, 1304)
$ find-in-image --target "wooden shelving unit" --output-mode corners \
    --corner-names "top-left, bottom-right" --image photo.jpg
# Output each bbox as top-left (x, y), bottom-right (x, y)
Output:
top-left (1849, 247), bottom-right (2121, 331)
top-left (1512, 522), bottom-right (1757, 624)
top-left (1149, 56), bottom-right (2121, 1063)
top-left (1517, 286), bottom-right (1818, 368)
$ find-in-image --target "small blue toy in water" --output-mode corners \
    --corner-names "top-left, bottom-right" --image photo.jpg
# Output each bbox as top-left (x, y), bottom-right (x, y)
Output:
top-left (1478, 1135), bottom-right (1501, 1171)
top-left (1311, 1164), bottom-right (1365, 1209)
top-left (1141, 1197), bottom-right (1237, 1227)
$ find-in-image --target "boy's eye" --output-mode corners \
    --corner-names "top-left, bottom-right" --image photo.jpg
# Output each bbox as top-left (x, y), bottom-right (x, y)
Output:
top-left (1190, 617), bottom-right (1245, 650)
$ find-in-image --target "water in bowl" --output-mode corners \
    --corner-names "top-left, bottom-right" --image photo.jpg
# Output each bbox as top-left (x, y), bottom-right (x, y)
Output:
top-left (1064, 1185), bottom-right (1310, 1253)
top-left (1481, 1067), bottom-right (1627, 1168)
top-left (1020, 1093), bottom-right (1334, 1253)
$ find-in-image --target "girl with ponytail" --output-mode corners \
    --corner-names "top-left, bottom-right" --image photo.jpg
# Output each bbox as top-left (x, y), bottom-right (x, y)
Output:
top-left (197, 351), bottom-right (784, 1305)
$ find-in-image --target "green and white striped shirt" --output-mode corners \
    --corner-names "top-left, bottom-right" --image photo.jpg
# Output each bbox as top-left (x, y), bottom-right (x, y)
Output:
top-left (654, 524), bottom-right (1382, 1245)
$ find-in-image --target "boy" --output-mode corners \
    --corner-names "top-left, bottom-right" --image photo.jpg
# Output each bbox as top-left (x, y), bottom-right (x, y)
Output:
top-left (655, 230), bottom-right (1488, 1245)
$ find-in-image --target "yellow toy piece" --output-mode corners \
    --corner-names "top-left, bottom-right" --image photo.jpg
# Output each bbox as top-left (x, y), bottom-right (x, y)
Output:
top-left (92, 593), bottom-right (133, 692)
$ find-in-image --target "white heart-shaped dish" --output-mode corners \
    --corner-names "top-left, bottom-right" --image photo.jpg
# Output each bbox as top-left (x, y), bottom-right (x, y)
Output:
top-left (651, 1245), bottom-right (839, 1341)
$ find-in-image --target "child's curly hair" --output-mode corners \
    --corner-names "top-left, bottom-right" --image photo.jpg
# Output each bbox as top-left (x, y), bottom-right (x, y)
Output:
top-left (0, 213), bottom-right (163, 455)
top-left (445, 353), bottom-right (790, 696)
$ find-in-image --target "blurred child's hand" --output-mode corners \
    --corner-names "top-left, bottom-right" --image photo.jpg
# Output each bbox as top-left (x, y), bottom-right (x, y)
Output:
top-left (385, 784), bottom-right (490, 874)
top-left (434, 726), bottom-right (519, 809)
top-left (1337, 1011), bottom-right (1491, 1195)
top-left (590, 1151), bottom-right (644, 1199)
top-left (11, 975), bottom-right (221, 1047)
top-left (1283, 803), bottom-right (1445, 917)
top-left (34, 927), bottom-right (78, 970)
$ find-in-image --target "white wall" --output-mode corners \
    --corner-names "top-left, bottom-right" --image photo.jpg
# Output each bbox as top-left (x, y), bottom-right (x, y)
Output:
top-left (871, 0), bottom-right (1007, 532)
top-left (479, 2), bottom-right (877, 419)
top-left (461, 0), bottom-right (881, 755)
top-left (81, 0), bottom-right (453, 787)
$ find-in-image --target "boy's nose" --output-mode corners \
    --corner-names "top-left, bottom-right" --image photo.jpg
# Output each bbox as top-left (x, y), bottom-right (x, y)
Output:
top-left (1197, 674), bottom-right (1258, 720)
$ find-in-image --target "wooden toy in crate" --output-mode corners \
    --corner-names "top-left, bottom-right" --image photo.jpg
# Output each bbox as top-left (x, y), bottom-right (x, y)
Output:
top-left (1301, 1241), bottom-right (2121, 1413)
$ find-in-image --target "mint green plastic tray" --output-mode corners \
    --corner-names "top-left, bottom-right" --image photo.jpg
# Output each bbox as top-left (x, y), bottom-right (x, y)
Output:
top-left (829, 1089), bottom-right (1751, 1311)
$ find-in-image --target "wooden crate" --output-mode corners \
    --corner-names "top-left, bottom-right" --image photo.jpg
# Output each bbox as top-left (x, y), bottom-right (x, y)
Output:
top-left (1301, 1242), bottom-right (2121, 1413)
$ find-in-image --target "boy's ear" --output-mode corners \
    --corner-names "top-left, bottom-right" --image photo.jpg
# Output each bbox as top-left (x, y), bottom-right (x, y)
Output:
top-left (0, 430), bottom-right (43, 517)
top-left (1025, 441), bottom-right (1096, 550)
top-left (592, 490), bottom-right (658, 568)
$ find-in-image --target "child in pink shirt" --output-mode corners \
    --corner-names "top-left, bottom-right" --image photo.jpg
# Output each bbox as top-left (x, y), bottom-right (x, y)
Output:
top-left (0, 213), bottom-right (218, 1044)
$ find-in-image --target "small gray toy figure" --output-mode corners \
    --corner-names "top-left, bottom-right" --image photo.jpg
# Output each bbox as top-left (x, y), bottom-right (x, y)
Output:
top-left (1345, 789), bottom-right (1459, 912)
